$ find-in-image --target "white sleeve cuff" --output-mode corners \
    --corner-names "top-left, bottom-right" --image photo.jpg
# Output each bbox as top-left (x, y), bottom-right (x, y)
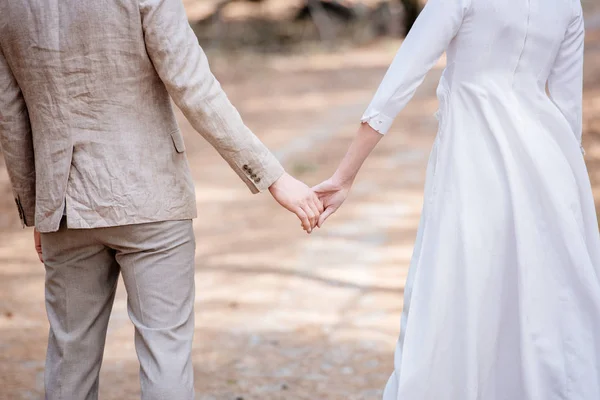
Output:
top-left (360, 113), bottom-right (394, 135)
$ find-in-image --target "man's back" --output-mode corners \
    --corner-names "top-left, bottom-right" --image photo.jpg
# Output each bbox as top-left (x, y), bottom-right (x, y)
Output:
top-left (0, 2), bottom-right (325, 399)
top-left (0, 0), bottom-right (284, 232)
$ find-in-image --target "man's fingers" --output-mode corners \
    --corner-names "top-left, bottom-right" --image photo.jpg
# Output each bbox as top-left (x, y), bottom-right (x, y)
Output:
top-left (34, 229), bottom-right (43, 264)
top-left (307, 201), bottom-right (320, 229)
top-left (295, 207), bottom-right (311, 232)
top-left (318, 206), bottom-right (336, 228)
top-left (302, 204), bottom-right (317, 232)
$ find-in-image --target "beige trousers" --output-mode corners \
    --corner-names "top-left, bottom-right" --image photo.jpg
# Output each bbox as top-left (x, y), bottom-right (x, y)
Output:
top-left (40, 219), bottom-right (196, 400)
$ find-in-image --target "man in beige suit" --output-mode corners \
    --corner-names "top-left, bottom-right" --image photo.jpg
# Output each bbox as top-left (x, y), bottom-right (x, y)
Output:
top-left (0, 0), bottom-right (323, 398)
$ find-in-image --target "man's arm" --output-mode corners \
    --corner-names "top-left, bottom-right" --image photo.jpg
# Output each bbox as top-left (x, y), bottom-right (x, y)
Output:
top-left (0, 46), bottom-right (35, 227)
top-left (138, 0), bottom-right (323, 231)
top-left (139, 0), bottom-right (284, 193)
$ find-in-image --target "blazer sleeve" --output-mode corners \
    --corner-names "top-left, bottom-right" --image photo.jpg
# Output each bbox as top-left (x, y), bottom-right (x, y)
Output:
top-left (0, 46), bottom-right (35, 227)
top-left (139, 0), bottom-right (284, 193)
top-left (361, 0), bottom-right (471, 134)
top-left (547, 2), bottom-right (585, 153)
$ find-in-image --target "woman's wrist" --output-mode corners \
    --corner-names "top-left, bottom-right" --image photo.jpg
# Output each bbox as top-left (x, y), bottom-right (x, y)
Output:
top-left (331, 170), bottom-right (355, 188)
top-left (330, 122), bottom-right (383, 190)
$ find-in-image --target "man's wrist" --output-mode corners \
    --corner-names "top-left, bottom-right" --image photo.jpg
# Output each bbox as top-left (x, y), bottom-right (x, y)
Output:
top-left (268, 171), bottom-right (288, 192)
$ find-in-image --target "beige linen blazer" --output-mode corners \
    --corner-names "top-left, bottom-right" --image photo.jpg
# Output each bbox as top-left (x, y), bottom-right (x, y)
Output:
top-left (0, 0), bottom-right (284, 232)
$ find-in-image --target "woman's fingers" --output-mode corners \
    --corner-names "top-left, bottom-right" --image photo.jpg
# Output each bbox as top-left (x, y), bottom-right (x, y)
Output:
top-left (311, 179), bottom-right (336, 195)
top-left (318, 205), bottom-right (337, 228)
top-left (311, 181), bottom-right (327, 194)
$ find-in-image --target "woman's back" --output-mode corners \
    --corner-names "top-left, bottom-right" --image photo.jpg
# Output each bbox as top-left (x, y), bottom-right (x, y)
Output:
top-left (448, 0), bottom-right (579, 86)
top-left (362, 0), bottom-right (584, 146)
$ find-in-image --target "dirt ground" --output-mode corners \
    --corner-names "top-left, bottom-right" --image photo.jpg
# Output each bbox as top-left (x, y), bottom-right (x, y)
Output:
top-left (1, 3), bottom-right (600, 400)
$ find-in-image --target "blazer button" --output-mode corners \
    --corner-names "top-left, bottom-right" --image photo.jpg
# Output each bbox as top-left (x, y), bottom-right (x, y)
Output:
top-left (251, 174), bottom-right (257, 179)
top-left (247, 168), bottom-right (253, 175)
top-left (243, 165), bottom-right (249, 171)
top-left (255, 178), bottom-right (261, 183)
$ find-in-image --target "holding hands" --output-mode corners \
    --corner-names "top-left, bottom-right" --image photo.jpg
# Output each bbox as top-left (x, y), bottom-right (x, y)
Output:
top-left (269, 172), bottom-right (323, 233)
top-left (269, 172), bottom-right (352, 232)
top-left (270, 123), bottom-right (382, 232)
top-left (34, 122), bottom-right (381, 264)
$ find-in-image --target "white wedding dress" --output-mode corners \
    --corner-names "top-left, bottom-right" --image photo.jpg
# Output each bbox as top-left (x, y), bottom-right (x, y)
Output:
top-left (361, 0), bottom-right (600, 398)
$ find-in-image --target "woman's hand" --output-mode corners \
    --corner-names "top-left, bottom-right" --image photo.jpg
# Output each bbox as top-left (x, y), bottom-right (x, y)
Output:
top-left (312, 176), bottom-right (352, 228)
top-left (34, 229), bottom-right (43, 263)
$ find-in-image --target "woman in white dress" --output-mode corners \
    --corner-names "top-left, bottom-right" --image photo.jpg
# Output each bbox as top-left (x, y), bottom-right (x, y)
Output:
top-left (313, 0), bottom-right (600, 398)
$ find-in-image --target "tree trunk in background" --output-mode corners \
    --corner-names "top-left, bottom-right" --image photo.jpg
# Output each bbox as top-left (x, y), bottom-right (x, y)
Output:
top-left (399, 0), bottom-right (422, 36)
top-left (307, 0), bottom-right (337, 41)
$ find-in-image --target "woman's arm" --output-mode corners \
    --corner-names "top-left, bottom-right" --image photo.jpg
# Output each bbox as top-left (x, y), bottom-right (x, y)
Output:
top-left (331, 123), bottom-right (383, 186)
top-left (313, 0), bottom-right (471, 226)
top-left (547, 2), bottom-right (585, 153)
top-left (362, 0), bottom-right (471, 134)
top-left (313, 123), bottom-right (382, 226)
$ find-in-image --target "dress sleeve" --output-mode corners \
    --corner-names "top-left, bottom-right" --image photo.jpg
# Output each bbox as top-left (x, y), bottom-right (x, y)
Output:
top-left (361, 0), bottom-right (471, 134)
top-left (547, 2), bottom-right (585, 153)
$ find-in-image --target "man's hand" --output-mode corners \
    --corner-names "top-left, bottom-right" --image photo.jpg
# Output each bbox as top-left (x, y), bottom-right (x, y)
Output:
top-left (269, 172), bottom-right (323, 233)
top-left (34, 229), bottom-right (43, 263)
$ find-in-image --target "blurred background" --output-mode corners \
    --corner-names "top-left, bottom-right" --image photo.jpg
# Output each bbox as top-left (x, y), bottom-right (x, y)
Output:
top-left (1, 1), bottom-right (599, 399)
